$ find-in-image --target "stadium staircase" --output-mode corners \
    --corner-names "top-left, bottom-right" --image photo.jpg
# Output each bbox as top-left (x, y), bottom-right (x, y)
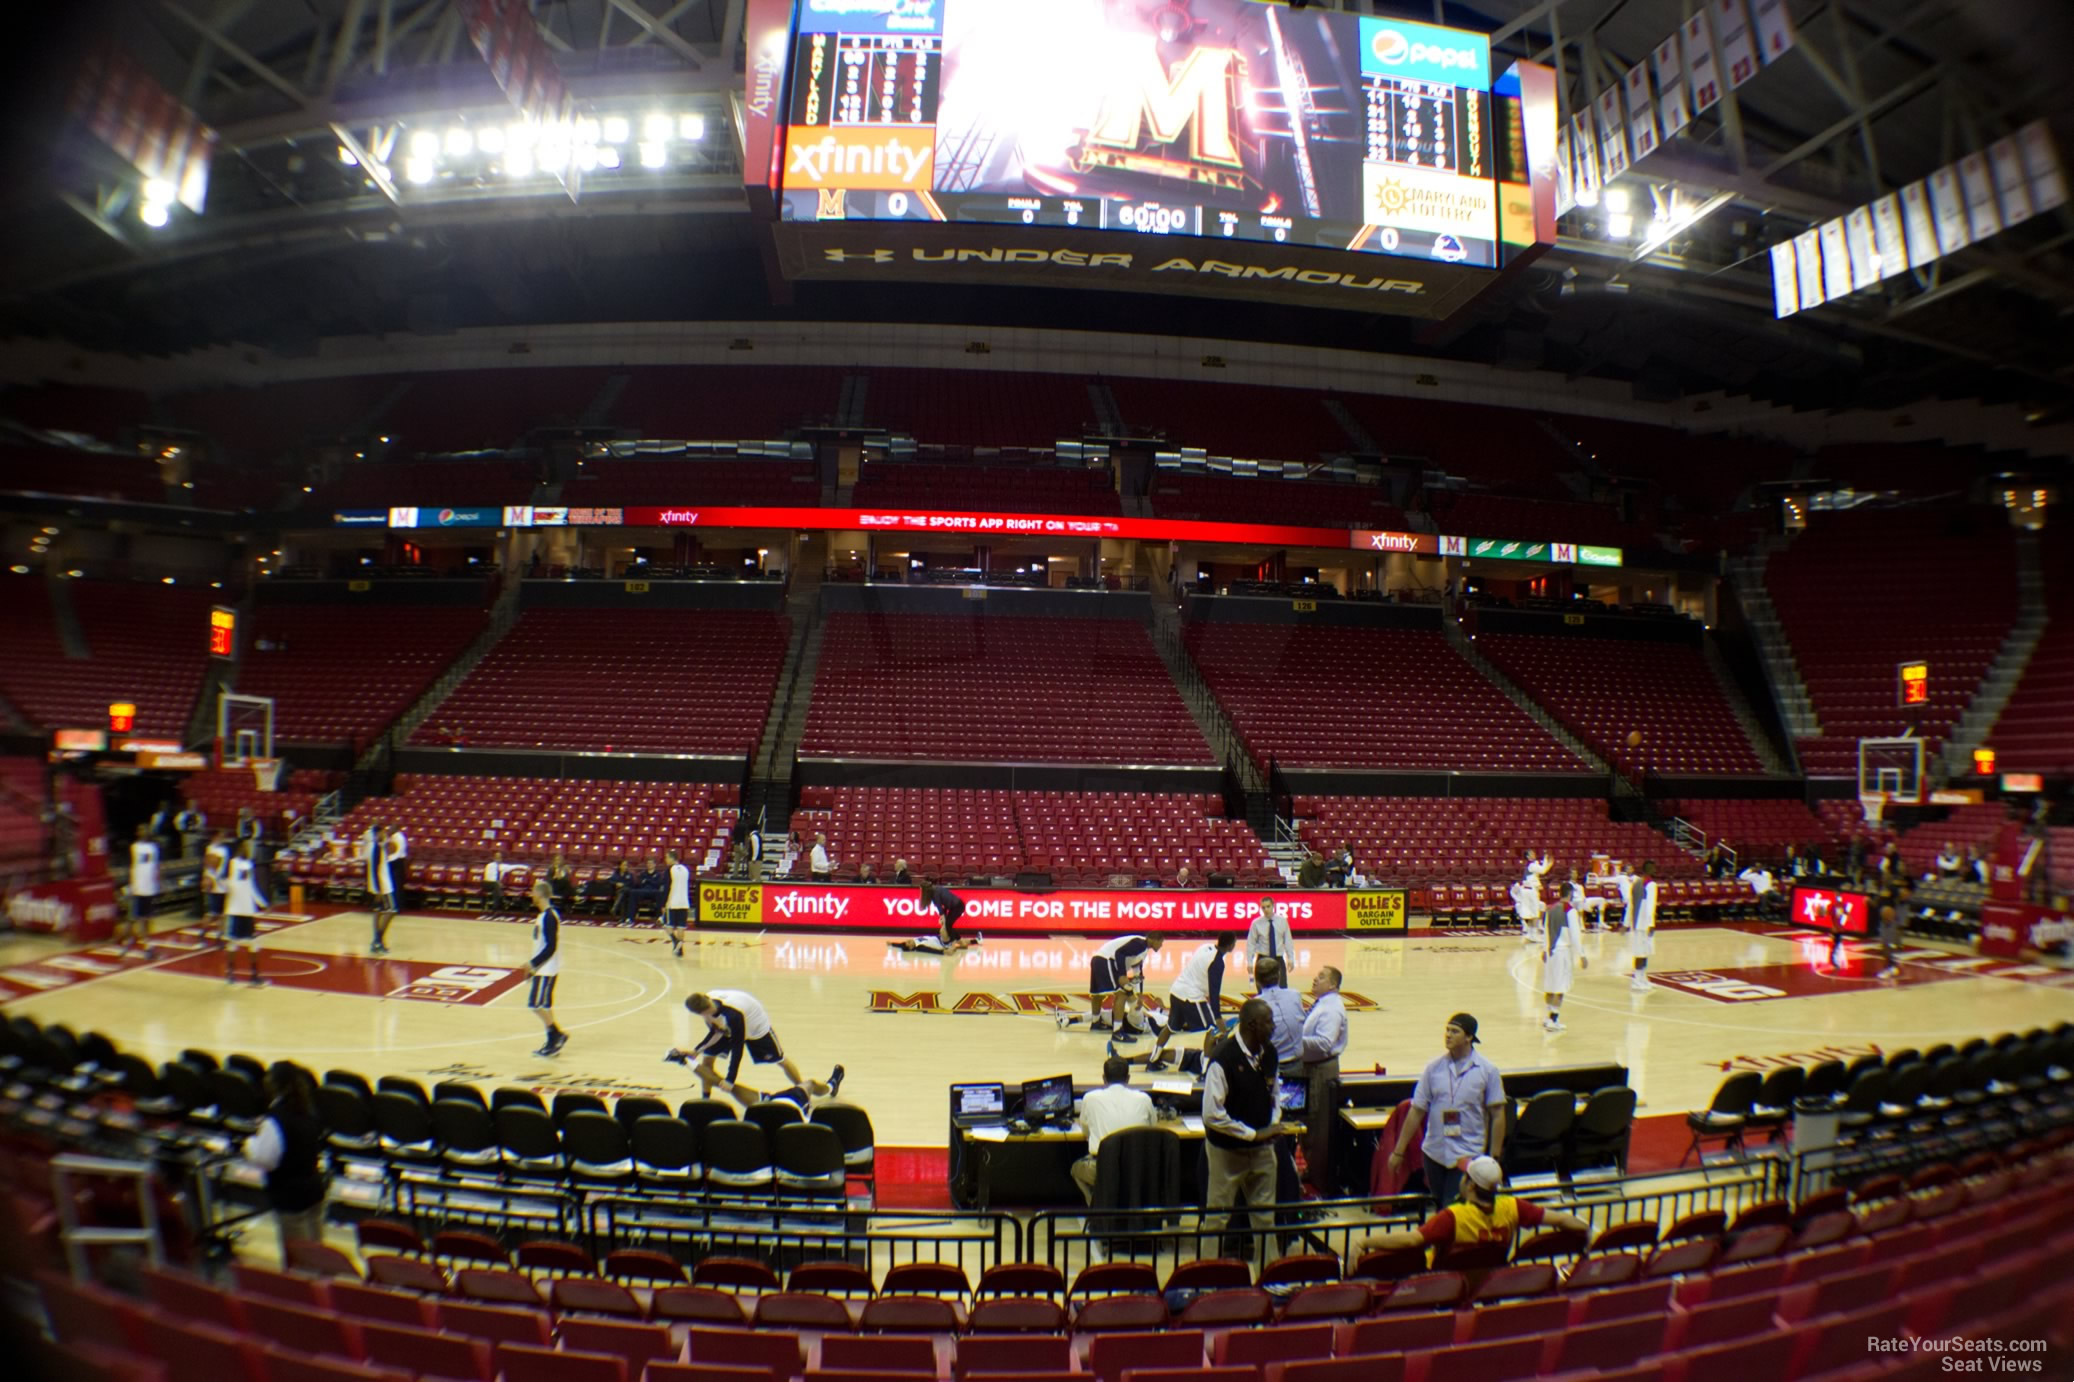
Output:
top-left (354, 576), bottom-right (525, 770)
top-left (1440, 619), bottom-right (1608, 775)
top-left (1941, 533), bottom-right (2047, 777)
top-left (47, 577), bottom-right (88, 660)
top-left (578, 373), bottom-right (628, 428)
top-left (1087, 380), bottom-right (1123, 435)
top-left (1322, 396), bottom-right (1376, 452)
top-left (1148, 590), bottom-right (1262, 793)
top-left (1700, 636), bottom-right (1793, 775)
top-left (1727, 546), bottom-right (1820, 742)
top-left (746, 552), bottom-right (828, 835)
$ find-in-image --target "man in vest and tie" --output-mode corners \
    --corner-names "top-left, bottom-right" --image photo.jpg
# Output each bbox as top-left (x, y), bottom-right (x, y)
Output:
top-left (1201, 997), bottom-right (1296, 1260)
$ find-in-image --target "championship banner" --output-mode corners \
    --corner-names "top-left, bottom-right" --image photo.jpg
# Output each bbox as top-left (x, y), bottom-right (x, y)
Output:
top-left (700, 882), bottom-right (1371, 934)
top-left (68, 43), bottom-right (217, 212)
top-left (1346, 890), bottom-right (1408, 933)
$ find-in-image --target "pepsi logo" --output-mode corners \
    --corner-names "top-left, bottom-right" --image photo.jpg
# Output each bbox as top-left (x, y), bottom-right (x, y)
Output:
top-left (1372, 30), bottom-right (1409, 65)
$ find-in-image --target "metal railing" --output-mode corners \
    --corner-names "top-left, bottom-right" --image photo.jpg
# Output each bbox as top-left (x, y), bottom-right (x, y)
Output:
top-left (393, 1172), bottom-right (585, 1246)
top-left (586, 1197), bottom-right (1022, 1280)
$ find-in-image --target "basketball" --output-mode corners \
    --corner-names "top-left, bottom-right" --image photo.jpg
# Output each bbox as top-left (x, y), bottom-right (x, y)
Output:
top-left (1626, 730), bottom-right (1643, 748)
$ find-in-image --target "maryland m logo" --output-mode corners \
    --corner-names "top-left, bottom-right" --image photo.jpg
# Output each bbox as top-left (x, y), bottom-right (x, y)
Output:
top-left (1078, 39), bottom-right (1244, 183)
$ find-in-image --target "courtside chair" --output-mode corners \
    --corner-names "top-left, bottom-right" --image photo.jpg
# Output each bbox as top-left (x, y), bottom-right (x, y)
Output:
top-left (774, 1122), bottom-right (848, 1202)
top-left (1681, 1072), bottom-right (1760, 1166)
top-left (702, 1120), bottom-right (776, 1197)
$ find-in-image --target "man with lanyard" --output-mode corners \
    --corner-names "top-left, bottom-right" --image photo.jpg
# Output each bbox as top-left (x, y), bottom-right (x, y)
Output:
top-left (1356, 1155), bottom-right (1589, 1264)
top-left (1385, 1013), bottom-right (1508, 1210)
top-left (1298, 965), bottom-right (1348, 1191)
top-left (1247, 896), bottom-right (1294, 969)
top-left (1201, 997), bottom-right (1295, 1261)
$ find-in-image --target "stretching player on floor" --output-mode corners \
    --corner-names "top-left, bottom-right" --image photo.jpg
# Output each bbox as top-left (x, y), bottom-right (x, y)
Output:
top-left (1111, 933), bottom-right (1235, 1071)
top-left (893, 878), bottom-right (981, 953)
top-left (670, 990), bottom-right (844, 1109)
top-left (1063, 932), bottom-right (1164, 1035)
top-left (526, 881), bottom-right (568, 1056)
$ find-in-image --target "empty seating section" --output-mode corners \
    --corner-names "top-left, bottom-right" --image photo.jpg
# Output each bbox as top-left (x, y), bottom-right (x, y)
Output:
top-left (167, 376), bottom-right (407, 460)
top-left (790, 787), bottom-right (1275, 884)
top-left (862, 369), bottom-right (1093, 446)
top-left (422, 610), bottom-right (788, 754)
top-left (242, 604), bottom-right (487, 752)
top-left (0, 580), bottom-right (211, 736)
top-left (1109, 379), bottom-right (1353, 460)
top-left (311, 459), bottom-right (540, 510)
top-left (1889, 802), bottom-right (2008, 878)
top-left (803, 615), bottom-right (1210, 763)
top-left (608, 367), bottom-right (843, 439)
top-left (1334, 396), bottom-right (1574, 497)
top-left (1662, 800), bottom-right (1833, 862)
top-left (0, 443), bottom-right (165, 502)
top-left (1986, 535), bottom-right (2074, 772)
top-left (376, 368), bottom-right (610, 453)
top-left (327, 775), bottom-right (737, 879)
top-left (1295, 796), bottom-right (1704, 885)
top-left (1474, 633), bottom-right (1766, 776)
top-left (852, 462), bottom-right (1121, 515)
top-left (562, 460), bottom-right (819, 508)
top-left (1183, 624), bottom-right (1580, 771)
top-left (1766, 511), bottom-right (2018, 775)
top-left (0, 758), bottom-right (46, 883)
top-left (1150, 474), bottom-right (1407, 530)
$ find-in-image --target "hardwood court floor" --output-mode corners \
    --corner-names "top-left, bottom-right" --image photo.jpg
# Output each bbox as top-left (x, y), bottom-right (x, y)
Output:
top-left (4, 908), bottom-right (2071, 1149)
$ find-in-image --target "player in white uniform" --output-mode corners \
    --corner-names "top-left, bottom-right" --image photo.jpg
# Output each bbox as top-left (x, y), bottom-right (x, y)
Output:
top-left (1626, 861), bottom-right (1658, 991)
top-left (1606, 861), bottom-right (1635, 932)
top-left (120, 824), bottom-right (161, 955)
top-left (363, 820), bottom-right (394, 955)
top-left (526, 881), bottom-right (568, 1057)
top-left (1540, 886), bottom-right (1586, 1031)
top-left (1120, 934), bottom-right (1235, 1071)
top-left (202, 831), bottom-right (232, 942)
top-left (1511, 876), bottom-right (1547, 943)
top-left (663, 848), bottom-right (691, 957)
top-left (670, 989), bottom-right (843, 1110)
top-left (223, 840), bottom-right (268, 986)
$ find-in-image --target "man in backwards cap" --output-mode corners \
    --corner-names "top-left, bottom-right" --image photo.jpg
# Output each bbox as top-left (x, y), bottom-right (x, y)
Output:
top-left (1384, 1012), bottom-right (1509, 1210)
top-left (1355, 1153), bottom-right (1589, 1263)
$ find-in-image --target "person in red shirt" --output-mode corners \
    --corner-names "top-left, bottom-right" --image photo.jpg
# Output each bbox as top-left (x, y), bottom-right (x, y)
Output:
top-left (1356, 1155), bottom-right (1589, 1264)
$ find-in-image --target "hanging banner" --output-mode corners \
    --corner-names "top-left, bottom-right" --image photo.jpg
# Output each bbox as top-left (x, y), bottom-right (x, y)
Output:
top-left (1844, 206), bottom-right (1880, 290)
top-left (1958, 152), bottom-right (2002, 241)
top-left (1818, 218), bottom-right (1853, 302)
top-left (1750, 0), bottom-right (1797, 64)
top-left (68, 43), bottom-right (217, 212)
top-left (1899, 180), bottom-right (1939, 269)
top-left (1553, 126), bottom-right (1576, 216)
top-left (1714, 0), bottom-right (1761, 89)
top-left (1594, 86), bottom-right (1630, 178)
top-left (1653, 34), bottom-right (1690, 138)
top-left (1927, 164), bottom-right (1971, 255)
top-left (1869, 194), bottom-right (1909, 278)
top-left (1571, 113), bottom-right (1601, 204)
top-left (2019, 120), bottom-right (2067, 212)
top-left (1769, 241), bottom-right (1798, 317)
top-left (740, 0), bottom-right (795, 215)
top-left (1684, 12), bottom-right (1723, 113)
top-left (1989, 137), bottom-right (2034, 226)
top-left (1793, 227), bottom-right (1824, 309)
top-left (1624, 65), bottom-right (1660, 161)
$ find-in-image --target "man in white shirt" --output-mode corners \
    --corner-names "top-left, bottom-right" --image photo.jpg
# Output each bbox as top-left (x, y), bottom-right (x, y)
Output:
top-left (121, 824), bottom-right (161, 956)
top-left (1298, 966), bottom-right (1349, 1190)
top-left (1738, 863), bottom-right (1775, 916)
top-left (809, 833), bottom-right (833, 882)
top-left (1511, 876), bottom-right (1546, 944)
top-left (1070, 1056), bottom-right (1157, 1203)
top-left (1246, 896), bottom-right (1294, 968)
top-left (1935, 843), bottom-right (1963, 879)
top-left (663, 847), bottom-right (691, 958)
top-left (202, 830), bottom-right (232, 941)
top-left (483, 849), bottom-right (514, 914)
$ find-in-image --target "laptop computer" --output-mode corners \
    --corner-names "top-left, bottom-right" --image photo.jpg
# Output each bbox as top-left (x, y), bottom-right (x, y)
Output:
top-left (950, 1082), bottom-right (1009, 1128)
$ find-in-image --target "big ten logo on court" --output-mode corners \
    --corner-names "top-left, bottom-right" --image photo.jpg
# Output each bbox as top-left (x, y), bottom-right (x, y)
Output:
top-left (1346, 890), bottom-right (1408, 933)
top-left (869, 988), bottom-right (1383, 1015)
top-left (1714, 1042), bottom-right (1881, 1074)
top-left (700, 882), bottom-right (763, 926)
top-left (389, 965), bottom-right (523, 1005)
top-left (1648, 970), bottom-right (1788, 1003)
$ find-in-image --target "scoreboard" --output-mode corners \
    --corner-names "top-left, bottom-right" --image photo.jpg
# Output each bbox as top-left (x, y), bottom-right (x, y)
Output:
top-left (779, 0), bottom-right (1516, 271)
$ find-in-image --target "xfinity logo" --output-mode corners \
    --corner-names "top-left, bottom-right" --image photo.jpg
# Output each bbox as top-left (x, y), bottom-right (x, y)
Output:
top-left (788, 132), bottom-right (931, 187)
top-left (1983, 923), bottom-right (2015, 942)
top-left (772, 893), bottom-right (850, 921)
top-left (1368, 532), bottom-right (1419, 551)
top-left (7, 896), bottom-right (74, 927)
top-left (657, 510), bottom-right (701, 525)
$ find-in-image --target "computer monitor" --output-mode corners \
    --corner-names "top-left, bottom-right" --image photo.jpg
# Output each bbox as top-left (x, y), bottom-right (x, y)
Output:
top-left (1278, 1077), bottom-right (1308, 1114)
top-left (951, 1082), bottom-right (1007, 1121)
top-left (1021, 1074), bottom-right (1074, 1122)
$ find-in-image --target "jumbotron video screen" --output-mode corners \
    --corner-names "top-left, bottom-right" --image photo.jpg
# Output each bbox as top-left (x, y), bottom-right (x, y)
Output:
top-left (778, 0), bottom-right (1514, 269)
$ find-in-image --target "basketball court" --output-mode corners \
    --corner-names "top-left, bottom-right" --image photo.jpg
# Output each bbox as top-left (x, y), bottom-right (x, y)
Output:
top-left (4, 906), bottom-right (2070, 1158)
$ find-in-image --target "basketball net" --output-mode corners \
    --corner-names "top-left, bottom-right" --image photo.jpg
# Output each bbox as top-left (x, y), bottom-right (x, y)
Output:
top-left (252, 758), bottom-right (284, 792)
top-left (1859, 791), bottom-right (1886, 828)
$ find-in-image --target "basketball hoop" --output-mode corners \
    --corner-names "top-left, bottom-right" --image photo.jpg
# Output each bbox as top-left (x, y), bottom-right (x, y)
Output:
top-left (1858, 791), bottom-right (1886, 828)
top-left (252, 758), bottom-right (284, 792)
